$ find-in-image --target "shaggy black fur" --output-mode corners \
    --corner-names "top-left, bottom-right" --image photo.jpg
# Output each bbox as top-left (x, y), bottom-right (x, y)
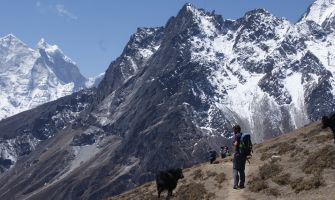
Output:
top-left (209, 150), bottom-right (217, 164)
top-left (322, 113), bottom-right (335, 143)
top-left (156, 168), bottom-right (184, 199)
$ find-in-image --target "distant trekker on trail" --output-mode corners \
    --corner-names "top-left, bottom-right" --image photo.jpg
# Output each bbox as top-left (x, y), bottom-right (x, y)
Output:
top-left (220, 145), bottom-right (230, 159)
top-left (232, 125), bottom-right (252, 189)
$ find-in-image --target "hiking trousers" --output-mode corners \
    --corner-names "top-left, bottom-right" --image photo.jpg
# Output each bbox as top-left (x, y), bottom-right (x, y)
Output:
top-left (233, 153), bottom-right (246, 187)
top-left (233, 168), bottom-right (245, 187)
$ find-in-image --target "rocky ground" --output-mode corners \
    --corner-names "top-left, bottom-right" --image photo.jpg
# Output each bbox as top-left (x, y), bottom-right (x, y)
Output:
top-left (108, 121), bottom-right (335, 200)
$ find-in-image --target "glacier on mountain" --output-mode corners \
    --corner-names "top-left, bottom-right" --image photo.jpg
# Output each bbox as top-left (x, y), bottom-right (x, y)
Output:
top-left (0, 34), bottom-right (102, 121)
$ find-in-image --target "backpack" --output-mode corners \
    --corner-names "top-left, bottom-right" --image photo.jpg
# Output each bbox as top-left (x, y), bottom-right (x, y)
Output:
top-left (239, 133), bottom-right (253, 156)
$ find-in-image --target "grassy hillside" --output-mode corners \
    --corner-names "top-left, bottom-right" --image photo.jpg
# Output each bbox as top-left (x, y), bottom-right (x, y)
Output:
top-left (107, 122), bottom-right (335, 200)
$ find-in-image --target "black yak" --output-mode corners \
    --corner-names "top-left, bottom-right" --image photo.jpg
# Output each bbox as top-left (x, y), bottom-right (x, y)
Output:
top-left (321, 113), bottom-right (335, 143)
top-left (156, 168), bottom-right (184, 199)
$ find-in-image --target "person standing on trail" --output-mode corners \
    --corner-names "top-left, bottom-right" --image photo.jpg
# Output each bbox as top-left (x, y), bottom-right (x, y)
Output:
top-left (232, 125), bottom-right (247, 189)
top-left (220, 145), bottom-right (230, 158)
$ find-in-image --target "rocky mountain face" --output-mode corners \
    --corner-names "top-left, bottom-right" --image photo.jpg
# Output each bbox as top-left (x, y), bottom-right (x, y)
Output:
top-left (0, 35), bottom-right (101, 121)
top-left (0, 0), bottom-right (335, 199)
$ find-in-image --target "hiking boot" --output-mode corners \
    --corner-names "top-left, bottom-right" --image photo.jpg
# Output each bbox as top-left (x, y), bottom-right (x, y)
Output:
top-left (239, 185), bottom-right (245, 189)
top-left (233, 185), bottom-right (238, 189)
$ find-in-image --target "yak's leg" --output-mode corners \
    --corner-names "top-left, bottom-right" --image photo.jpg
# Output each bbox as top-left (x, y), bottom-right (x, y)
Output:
top-left (157, 188), bottom-right (163, 198)
top-left (166, 189), bottom-right (173, 200)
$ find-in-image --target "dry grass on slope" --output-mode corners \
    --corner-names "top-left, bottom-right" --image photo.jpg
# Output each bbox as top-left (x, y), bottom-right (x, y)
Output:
top-left (247, 122), bottom-right (335, 199)
top-left (108, 159), bottom-right (232, 200)
top-left (108, 122), bottom-right (335, 200)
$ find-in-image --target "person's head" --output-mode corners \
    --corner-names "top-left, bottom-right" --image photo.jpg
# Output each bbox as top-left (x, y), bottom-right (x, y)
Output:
top-left (233, 125), bottom-right (241, 134)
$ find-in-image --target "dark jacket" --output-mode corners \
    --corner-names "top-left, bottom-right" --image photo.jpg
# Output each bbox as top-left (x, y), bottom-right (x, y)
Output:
top-left (233, 133), bottom-right (247, 170)
top-left (233, 152), bottom-right (246, 170)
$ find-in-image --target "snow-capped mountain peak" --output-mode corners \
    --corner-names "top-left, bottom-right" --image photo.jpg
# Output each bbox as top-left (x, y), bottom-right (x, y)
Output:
top-left (37, 38), bottom-right (77, 66)
top-left (1, 1), bottom-right (335, 199)
top-left (0, 35), bottom-right (99, 121)
top-left (37, 38), bottom-right (49, 48)
top-left (37, 38), bottom-right (58, 52)
top-left (184, 2), bottom-right (194, 10)
top-left (0, 34), bottom-right (25, 46)
top-left (300, 0), bottom-right (335, 25)
top-left (85, 72), bottom-right (105, 88)
top-left (168, 3), bottom-right (218, 38)
top-left (0, 34), bottom-right (31, 56)
top-left (244, 8), bottom-right (270, 17)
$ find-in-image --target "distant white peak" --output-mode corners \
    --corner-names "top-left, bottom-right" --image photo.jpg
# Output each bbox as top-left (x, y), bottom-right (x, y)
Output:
top-left (0, 34), bottom-right (27, 47)
top-left (96, 72), bottom-right (105, 77)
top-left (37, 38), bottom-right (59, 52)
top-left (90, 72), bottom-right (105, 80)
top-left (1, 33), bottom-right (16, 40)
top-left (37, 38), bottom-right (76, 65)
top-left (181, 3), bottom-right (204, 17)
top-left (179, 3), bottom-right (217, 36)
top-left (0, 33), bottom-right (18, 41)
top-left (185, 3), bottom-right (195, 11)
top-left (85, 72), bottom-right (105, 88)
top-left (243, 8), bottom-right (272, 20)
top-left (250, 8), bottom-right (270, 15)
top-left (302, 0), bottom-right (335, 25)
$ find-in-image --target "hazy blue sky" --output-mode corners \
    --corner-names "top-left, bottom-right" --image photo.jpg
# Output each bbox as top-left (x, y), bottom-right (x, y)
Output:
top-left (0, 0), bottom-right (315, 77)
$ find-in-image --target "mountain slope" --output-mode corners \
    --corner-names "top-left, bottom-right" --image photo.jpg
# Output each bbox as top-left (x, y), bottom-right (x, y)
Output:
top-left (300, 0), bottom-right (335, 27)
top-left (0, 0), bottom-right (334, 199)
top-left (108, 121), bottom-right (335, 200)
top-left (0, 34), bottom-right (99, 121)
top-left (0, 26), bottom-right (167, 200)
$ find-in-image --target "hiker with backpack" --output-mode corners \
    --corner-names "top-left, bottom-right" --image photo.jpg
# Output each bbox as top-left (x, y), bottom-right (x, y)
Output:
top-left (232, 125), bottom-right (252, 189)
